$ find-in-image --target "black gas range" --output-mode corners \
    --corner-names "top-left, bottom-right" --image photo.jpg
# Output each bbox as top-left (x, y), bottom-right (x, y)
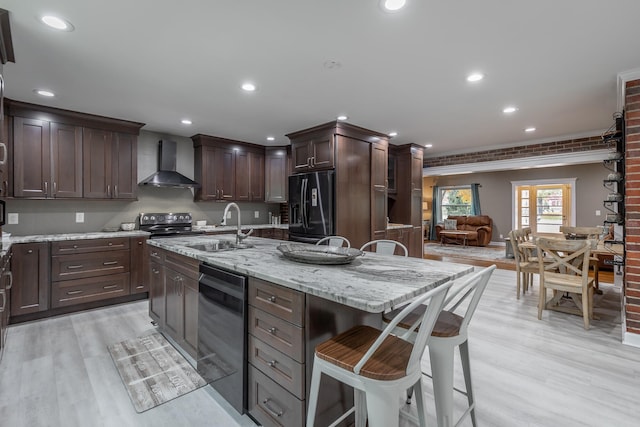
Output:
top-left (139, 212), bottom-right (205, 239)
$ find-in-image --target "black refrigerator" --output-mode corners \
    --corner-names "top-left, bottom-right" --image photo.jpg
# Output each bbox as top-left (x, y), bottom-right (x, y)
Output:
top-left (288, 170), bottom-right (335, 243)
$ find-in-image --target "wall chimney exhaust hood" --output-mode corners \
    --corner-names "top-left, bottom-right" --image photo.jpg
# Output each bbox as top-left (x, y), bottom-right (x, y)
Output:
top-left (139, 140), bottom-right (200, 188)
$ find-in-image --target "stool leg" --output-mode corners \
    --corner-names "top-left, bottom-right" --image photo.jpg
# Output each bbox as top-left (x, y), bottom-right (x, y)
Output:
top-left (364, 386), bottom-right (400, 427)
top-left (354, 388), bottom-right (367, 427)
top-left (459, 340), bottom-right (477, 427)
top-left (306, 358), bottom-right (322, 427)
top-left (406, 385), bottom-right (414, 404)
top-left (429, 340), bottom-right (455, 427)
top-left (413, 378), bottom-right (427, 427)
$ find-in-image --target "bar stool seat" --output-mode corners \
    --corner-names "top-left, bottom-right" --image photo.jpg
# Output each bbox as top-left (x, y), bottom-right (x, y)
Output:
top-left (306, 282), bottom-right (454, 427)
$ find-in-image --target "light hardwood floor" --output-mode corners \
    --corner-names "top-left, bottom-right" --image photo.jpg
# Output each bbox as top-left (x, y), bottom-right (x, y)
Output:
top-left (1, 267), bottom-right (639, 426)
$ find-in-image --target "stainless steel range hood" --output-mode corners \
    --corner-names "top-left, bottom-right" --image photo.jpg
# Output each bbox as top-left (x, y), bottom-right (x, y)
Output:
top-left (139, 140), bottom-right (200, 188)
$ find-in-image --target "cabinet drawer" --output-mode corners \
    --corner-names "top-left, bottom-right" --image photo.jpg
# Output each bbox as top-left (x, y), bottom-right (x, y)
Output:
top-left (51, 272), bottom-right (130, 308)
top-left (249, 336), bottom-right (305, 399)
top-left (249, 307), bottom-right (304, 363)
top-left (248, 365), bottom-right (304, 427)
top-left (51, 237), bottom-right (130, 255)
top-left (249, 278), bottom-right (304, 326)
top-left (148, 246), bottom-right (165, 261)
top-left (52, 251), bottom-right (130, 281)
top-left (164, 251), bottom-right (199, 281)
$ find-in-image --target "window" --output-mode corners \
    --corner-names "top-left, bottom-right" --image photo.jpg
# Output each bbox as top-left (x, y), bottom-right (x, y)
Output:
top-left (512, 179), bottom-right (576, 234)
top-left (439, 186), bottom-right (472, 220)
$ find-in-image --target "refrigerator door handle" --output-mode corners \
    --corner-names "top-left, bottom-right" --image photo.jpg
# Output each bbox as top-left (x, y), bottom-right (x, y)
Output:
top-left (301, 178), bottom-right (309, 229)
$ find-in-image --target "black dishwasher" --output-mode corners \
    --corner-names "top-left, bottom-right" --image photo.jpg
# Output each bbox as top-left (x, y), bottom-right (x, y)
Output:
top-left (197, 263), bottom-right (247, 414)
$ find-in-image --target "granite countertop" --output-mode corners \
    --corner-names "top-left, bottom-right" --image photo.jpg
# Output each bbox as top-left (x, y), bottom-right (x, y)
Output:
top-left (147, 234), bottom-right (474, 313)
top-left (193, 223), bottom-right (289, 232)
top-left (6, 230), bottom-right (150, 245)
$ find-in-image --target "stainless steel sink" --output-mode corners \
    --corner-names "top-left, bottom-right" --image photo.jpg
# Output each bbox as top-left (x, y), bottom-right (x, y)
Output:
top-left (185, 241), bottom-right (254, 252)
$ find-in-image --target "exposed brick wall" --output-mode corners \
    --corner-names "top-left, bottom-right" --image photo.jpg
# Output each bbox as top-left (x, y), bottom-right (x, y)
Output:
top-left (625, 79), bottom-right (640, 335)
top-left (424, 136), bottom-right (605, 167)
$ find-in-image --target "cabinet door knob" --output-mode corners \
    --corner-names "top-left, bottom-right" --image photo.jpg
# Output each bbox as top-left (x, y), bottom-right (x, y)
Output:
top-left (138, 241), bottom-right (143, 245)
top-left (27, 249), bottom-right (33, 254)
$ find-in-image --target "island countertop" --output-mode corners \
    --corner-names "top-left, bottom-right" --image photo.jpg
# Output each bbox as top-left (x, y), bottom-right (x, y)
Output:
top-left (147, 234), bottom-right (474, 313)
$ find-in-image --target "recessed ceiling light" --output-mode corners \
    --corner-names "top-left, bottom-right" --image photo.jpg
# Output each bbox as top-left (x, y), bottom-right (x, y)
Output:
top-left (241, 82), bottom-right (256, 92)
top-left (41, 15), bottom-right (74, 31)
top-left (425, 144), bottom-right (433, 148)
top-left (466, 73), bottom-right (484, 82)
top-left (388, 131), bottom-right (398, 137)
top-left (337, 115), bottom-right (348, 121)
top-left (382, 0), bottom-right (407, 12)
top-left (502, 106), bottom-right (518, 114)
top-left (524, 127), bottom-right (536, 132)
top-left (34, 89), bottom-right (55, 97)
top-left (181, 119), bottom-right (192, 125)
top-left (266, 136), bottom-right (275, 141)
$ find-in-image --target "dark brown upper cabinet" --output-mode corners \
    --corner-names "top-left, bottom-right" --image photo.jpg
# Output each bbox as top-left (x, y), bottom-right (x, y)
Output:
top-left (12, 118), bottom-right (82, 198)
top-left (83, 129), bottom-right (137, 199)
top-left (6, 99), bottom-right (143, 200)
top-left (290, 134), bottom-right (334, 172)
top-left (193, 134), bottom-right (265, 202)
top-left (265, 146), bottom-right (290, 203)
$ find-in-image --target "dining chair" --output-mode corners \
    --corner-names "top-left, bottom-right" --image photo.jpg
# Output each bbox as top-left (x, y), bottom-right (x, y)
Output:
top-left (535, 237), bottom-right (595, 329)
top-left (382, 265), bottom-right (496, 427)
top-left (306, 280), bottom-right (454, 427)
top-left (559, 226), bottom-right (602, 290)
top-left (315, 235), bottom-right (351, 248)
top-left (508, 229), bottom-right (538, 299)
top-left (359, 239), bottom-right (408, 257)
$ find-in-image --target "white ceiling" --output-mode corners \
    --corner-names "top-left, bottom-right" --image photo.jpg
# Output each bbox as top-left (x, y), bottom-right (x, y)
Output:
top-left (2, 0), bottom-right (639, 157)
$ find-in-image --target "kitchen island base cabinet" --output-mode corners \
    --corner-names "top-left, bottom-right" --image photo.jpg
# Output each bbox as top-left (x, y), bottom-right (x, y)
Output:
top-left (248, 365), bottom-right (305, 427)
top-left (147, 248), bottom-right (198, 358)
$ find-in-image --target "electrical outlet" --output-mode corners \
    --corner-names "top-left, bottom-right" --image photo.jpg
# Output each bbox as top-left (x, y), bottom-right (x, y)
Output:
top-left (499, 234), bottom-right (503, 239)
top-left (76, 212), bottom-right (85, 223)
top-left (595, 210), bottom-right (601, 216)
top-left (254, 211), bottom-right (259, 219)
top-left (7, 213), bottom-right (18, 224)
top-left (226, 211), bottom-right (231, 219)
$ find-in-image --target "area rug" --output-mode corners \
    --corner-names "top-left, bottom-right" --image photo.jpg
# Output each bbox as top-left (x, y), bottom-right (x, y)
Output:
top-left (108, 332), bottom-right (207, 413)
top-left (424, 242), bottom-right (514, 263)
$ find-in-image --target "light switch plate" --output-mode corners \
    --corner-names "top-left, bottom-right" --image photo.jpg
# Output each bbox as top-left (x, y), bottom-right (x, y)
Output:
top-left (76, 212), bottom-right (85, 223)
top-left (595, 210), bottom-right (601, 216)
top-left (254, 211), bottom-right (259, 218)
top-left (7, 213), bottom-right (18, 224)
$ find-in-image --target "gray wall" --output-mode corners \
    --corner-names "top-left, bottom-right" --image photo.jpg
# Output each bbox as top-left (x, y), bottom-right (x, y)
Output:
top-left (427, 163), bottom-right (609, 243)
top-left (4, 131), bottom-right (282, 235)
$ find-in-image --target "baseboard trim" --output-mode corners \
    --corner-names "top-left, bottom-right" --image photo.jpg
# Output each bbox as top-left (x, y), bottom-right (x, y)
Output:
top-left (623, 332), bottom-right (640, 348)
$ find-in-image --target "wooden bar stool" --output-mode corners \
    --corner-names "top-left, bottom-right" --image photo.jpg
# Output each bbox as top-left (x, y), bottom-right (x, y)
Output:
top-left (306, 281), bottom-right (454, 427)
top-left (383, 265), bottom-right (496, 427)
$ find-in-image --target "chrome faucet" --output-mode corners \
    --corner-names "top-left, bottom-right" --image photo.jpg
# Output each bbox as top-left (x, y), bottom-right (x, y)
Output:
top-left (221, 202), bottom-right (253, 245)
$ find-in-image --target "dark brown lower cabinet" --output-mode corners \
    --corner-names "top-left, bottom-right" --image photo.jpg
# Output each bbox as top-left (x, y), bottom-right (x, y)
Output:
top-left (247, 278), bottom-right (305, 426)
top-left (0, 253), bottom-right (11, 359)
top-left (10, 242), bottom-right (50, 316)
top-left (130, 237), bottom-right (148, 294)
top-left (148, 248), bottom-right (198, 358)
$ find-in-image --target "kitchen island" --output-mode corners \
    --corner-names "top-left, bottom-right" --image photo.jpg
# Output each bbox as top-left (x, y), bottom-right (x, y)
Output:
top-left (147, 234), bottom-right (474, 427)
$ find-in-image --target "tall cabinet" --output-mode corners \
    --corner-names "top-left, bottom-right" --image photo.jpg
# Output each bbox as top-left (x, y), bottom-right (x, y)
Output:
top-left (286, 121), bottom-right (389, 250)
top-left (388, 144), bottom-right (424, 258)
top-left (602, 113), bottom-right (625, 274)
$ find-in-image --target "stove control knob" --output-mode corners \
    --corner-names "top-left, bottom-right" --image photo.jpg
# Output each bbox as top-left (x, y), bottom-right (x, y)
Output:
top-left (150, 216), bottom-right (156, 220)
top-left (142, 216), bottom-right (148, 221)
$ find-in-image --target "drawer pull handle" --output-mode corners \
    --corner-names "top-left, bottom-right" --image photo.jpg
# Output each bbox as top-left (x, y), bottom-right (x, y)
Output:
top-left (267, 360), bottom-right (277, 367)
top-left (103, 285), bottom-right (118, 290)
top-left (67, 265), bottom-right (84, 270)
top-left (27, 249), bottom-right (33, 254)
top-left (108, 242), bottom-right (113, 246)
top-left (73, 245), bottom-right (78, 249)
top-left (268, 327), bottom-right (277, 335)
top-left (136, 285), bottom-right (144, 289)
top-left (103, 261), bottom-right (118, 266)
top-left (67, 290), bottom-right (83, 295)
top-left (152, 269), bottom-right (160, 274)
top-left (262, 398), bottom-right (283, 418)
top-left (268, 295), bottom-right (277, 303)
